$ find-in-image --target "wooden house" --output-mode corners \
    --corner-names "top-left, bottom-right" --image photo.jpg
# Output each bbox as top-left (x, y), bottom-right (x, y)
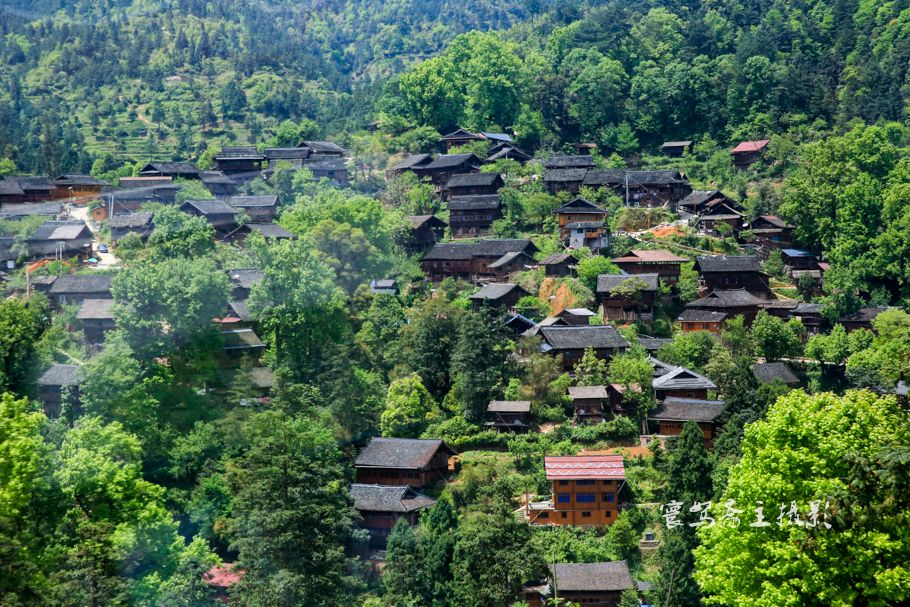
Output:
top-left (2, 176), bottom-right (56, 203)
top-left (225, 269), bottom-right (264, 301)
top-left (684, 289), bottom-right (766, 325)
top-left (752, 362), bottom-right (799, 387)
top-left (745, 216), bottom-right (796, 247)
top-left (109, 212), bottom-right (154, 242)
top-left (138, 162), bottom-right (201, 180)
top-left (297, 140), bottom-right (346, 157)
top-left (354, 438), bottom-right (456, 487)
top-left (552, 197), bottom-right (609, 250)
top-left (661, 141), bottom-right (692, 158)
top-left (218, 367), bottom-right (275, 402)
top-left (523, 561), bottom-right (634, 607)
top-left (555, 308), bottom-right (597, 326)
top-left (539, 253), bottom-right (575, 277)
top-left (694, 201), bottom-right (745, 235)
top-left (538, 325), bottom-right (629, 371)
top-left (220, 329), bottom-right (267, 364)
top-left (447, 195), bottom-right (502, 237)
top-left (647, 398), bottom-right (726, 450)
top-left (351, 484), bottom-right (436, 548)
top-left (619, 170), bottom-right (692, 209)
top-left (544, 155), bottom-right (597, 170)
top-left (0, 178), bottom-right (26, 205)
top-left (505, 313), bottom-right (536, 336)
top-left (677, 309), bottom-right (726, 334)
top-left (229, 195), bottom-right (280, 222)
top-left (678, 190), bottom-right (740, 215)
top-left (485, 251), bottom-right (538, 281)
top-left (439, 128), bottom-right (486, 151)
top-left (787, 302), bottom-right (827, 334)
top-left (730, 140), bottom-right (770, 170)
top-left (444, 172), bottom-right (504, 198)
top-left (306, 159), bottom-right (350, 187)
top-left (37, 364), bottom-right (82, 418)
top-left (77, 299), bottom-right (116, 352)
top-left (262, 147), bottom-right (312, 170)
top-left (199, 171), bottom-right (238, 197)
top-left (26, 221), bottom-right (94, 260)
top-left (596, 273), bottom-right (659, 324)
top-left (485, 400), bottom-right (532, 433)
top-left (469, 283), bottom-right (530, 313)
top-left (118, 176), bottom-right (174, 189)
top-left (53, 174), bottom-right (111, 200)
top-left (485, 143), bottom-right (533, 164)
top-left (101, 184), bottom-right (182, 214)
top-left (652, 366), bottom-right (716, 401)
top-left (521, 315), bottom-right (570, 338)
top-left (568, 385), bottom-right (608, 424)
top-left (693, 255), bottom-right (770, 296)
top-left (0, 201), bottom-right (63, 221)
top-left (403, 215), bottom-right (447, 253)
top-left (611, 249), bottom-right (687, 285)
top-left (179, 199), bottom-right (241, 233)
top-left (543, 169), bottom-right (587, 195)
top-left (411, 153), bottom-right (483, 188)
top-left (212, 147), bottom-right (266, 183)
top-left (224, 222), bottom-right (296, 245)
top-left (420, 239), bottom-right (538, 283)
top-left (527, 455), bottom-right (625, 526)
top-left (838, 306), bottom-right (896, 334)
top-left (388, 154), bottom-right (433, 178)
top-left (780, 249), bottom-right (817, 271)
top-left (370, 279), bottom-right (398, 294)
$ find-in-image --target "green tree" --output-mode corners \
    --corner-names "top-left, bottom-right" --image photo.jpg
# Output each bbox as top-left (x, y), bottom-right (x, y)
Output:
top-left (749, 311), bottom-right (803, 361)
top-left (656, 331), bottom-right (716, 373)
top-left (310, 220), bottom-right (390, 296)
top-left (451, 305), bottom-right (515, 420)
top-left (419, 495), bottom-right (459, 607)
top-left (0, 296), bottom-right (50, 398)
top-left (576, 256), bottom-right (621, 291)
top-left (381, 374), bottom-right (438, 438)
top-left (228, 410), bottom-right (359, 607)
top-left (574, 346), bottom-right (608, 387)
top-left (382, 518), bottom-right (424, 605)
top-left (608, 346), bottom-right (654, 419)
top-left (695, 391), bottom-right (908, 607)
top-left (399, 298), bottom-right (465, 402)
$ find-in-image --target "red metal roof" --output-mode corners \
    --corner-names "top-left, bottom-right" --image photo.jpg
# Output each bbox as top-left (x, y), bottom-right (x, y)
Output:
top-left (545, 455), bottom-right (626, 480)
top-left (730, 140), bottom-right (770, 153)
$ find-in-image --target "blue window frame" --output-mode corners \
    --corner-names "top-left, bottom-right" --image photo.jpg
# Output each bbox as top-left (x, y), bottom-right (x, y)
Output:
top-left (559, 480), bottom-right (569, 486)
top-left (576, 479), bottom-right (596, 485)
top-left (576, 493), bottom-right (595, 503)
top-left (557, 494), bottom-right (570, 503)
top-left (602, 493), bottom-right (615, 502)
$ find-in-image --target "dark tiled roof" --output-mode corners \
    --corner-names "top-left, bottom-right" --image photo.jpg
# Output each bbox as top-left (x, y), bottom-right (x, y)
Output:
top-left (54, 174), bottom-right (110, 186)
top-left (392, 154), bottom-right (432, 170)
top-left (752, 215), bottom-right (794, 229)
top-left (354, 438), bottom-right (456, 469)
top-left (597, 273), bottom-right (660, 293)
top-left (300, 141), bottom-right (346, 154)
top-left (263, 147), bottom-right (311, 160)
top-left (539, 253), bottom-right (573, 265)
top-left (0, 201), bottom-right (63, 216)
top-left (200, 171), bottom-right (237, 185)
top-left (678, 309), bottom-right (727, 322)
top-left (637, 337), bottom-right (674, 351)
top-left (76, 299), bottom-right (115, 320)
top-left (694, 255), bottom-right (762, 273)
top-left (680, 190), bottom-right (722, 208)
top-left (424, 153), bottom-right (481, 169)
top-left (637, 581), bottom-right (653, 592)
top-left (102, 184), bottom-right (182, 202)
top-left (214, 146), bottom-right (265, 160)
top-left (568, 386), bottom-right (608, 399)
top-left (543, 168), bottom-right (587, 182)
top-left (469, 283), bottom-right (529, 300)
top-left (38, 364), bottom-right (82, 386)
top-left (486, 145), bottom-right (532, 162)
top-left (108, 212), bottom-right (153, 229)
top-left (221, 367), bottom-right (275, 389)
top-left (226, 269), bottom-right (264, 289)
top-left (448, 195), bottom-right (501, 211)
top-left (838, 306), bottom-right (895, 323)
top-left (582, 170), bottom-right (626, 186)
top-left (487, 251), bottom-right (534, 269)
top-left (423, 239), bottom-right (537, 261)
top-left (440, 128), bottom-right (481, 140)
top-left (140, 162), bottom-right (201, 175)
top-left (117, 177), bottom-right (175, 189)
top-left (686, 290), bottom-right (765, 308)
top-left (793, 302), bottom-right (823, 315)
top-left (446, 172), bottom-right (502, 188)
top-left (407, 215), bottom-right (446, 228)
top-left (651, 398), bottom-right (726, 422)
top-left (539, 325), bottom-right (629, 350)
top-left (545, 455), bottom-right (625, 480)
top-left (488, 400), bottom-right (531, 412)
top-left (662, 141), bottom-right (693, 147)
top-left (228, 223), bottom-right (295, 239)
top-left (28, 221), bottom-right (90, 241)
top-left (305, 159), bottom-right (348, 171)
top-left (230, 195), bottom-right (279, 208)
top-left (552, 561), bottom-right (634, 592)
top-left (350, 484), bottom-right (437, 513)
top-left (627, 170), bottom-right (686, 184)
top-left (221, 329), bottom-right (265, 349)
top-left (228, 301), bottom-right (253, 322)
top-left (559, 308), bottom-right (596, 317)
top-left (544, 155), bottom-right (597, 169)
top-left (49, 274), bottom-right (114, 295)
top-left (0, 179), bottom-right (25, 195)
top-left (752, 362), bottom-right (799, 384)
top-left (553, 197), bottom-right (607, 214)
top-left (7, 176), bottom-right (55, 190)
top-left (180, 199), bottom-right (239, 215)
top-left (652, 367), bottom-right (716, 391)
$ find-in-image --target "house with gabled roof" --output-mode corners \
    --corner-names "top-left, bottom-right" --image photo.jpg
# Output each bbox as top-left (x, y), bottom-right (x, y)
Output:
top-left (53, 174), bottom-right (111, 200)
top-left (47, 274), bottom-right (114, 309)
top-left (2, 176), bottom-right (56, 203)
top-left (305, 159), bottom-right (350, 187)
top-left (730, 140), bottom-right (771, 170)
top-left (77, 299), bottom-right (116, 351)
top-left (262, 147), bottom-right (312, 170)
top-left (448, 195), bottom-right (502, 237)
top-left (101, 184), bottom-right (182, 213)
top-left (411, 153), bottom-right (483, 188)
top-left (551, 197), bottom-right (610, 250)
top-left (677, 309), bottom-right (727, 334)
top-left (838, 306), bottom-right (897, 334)
top-left (597, 273), bottom-right (660, 324)
top-left (444, 172), bottom-right (504, 198)
top-left (38, 364), bottom-right (82, 418)
top-left (26, 220), bottom-right (94, 259)
top-left (684, 289), bottom-right (766, 324)
top-left (0, 178), bottom-right (26, 205)
top-left (611, 249), bottom-right (687, 284)
top-left (388, 154), bottom-right (433, 178)
top-left (109, 212), bottom-right (155, 242)
top-left (351, 484), bottom-right (437, 547)
top-left (539, 325), bottom-right (629, 370)
top-left (229, 195), bottom-right (280, 222)
top-left (420, 239), bottom-right (538, 283)
top-left (354, 438), bottom-right (457, 487)
top-left (527, 455), bottom-right (625, 526)
top-left (485, 143), bottom-right (533, 165)
top-left (403, 215), bottom-right (446, 253)
top-left (199, 171), bottom-right (238, 197)
top-left (138, 162), bottom-right (202, 180)
top-left (0, 201), bottom-right (63, 220)
top-left (652, 366), bottom-right (717, 401)
top-left (543, 168), bottom-right (587, 195)
top-left (568, 385), bottom-right (608, 424)
top-left (523, 561), bottom-right (634, 607)
top-left (469, 283), bottom-right (531, 313)
top-left (297, 140), bottom-right (346, 157)
top-left (539, 253), bottom-right (576, 278)
top-left (661, 141), bottom-right (692, 158)
top-left (212, 147), bottom-right (266, 183)
top-left (744, 215), bottom-right (796, 248)
top-left (225, 269), bottom-right (264, 301)
top-left (752, 362), bottom-right (799, 387)
top-left (647, 397), bottom-right (727, 450)
top-left (544, 155), bottom-right (597, 170)
top-left (693, 255), bottom-right (771, 297)
top-left (439, 128), bottom-right (511, 152)
top-left (224, 222), bottom-right (296, 245)
top-left (486, 400), bottom-right (532, 433)
top-left (679, 190), bottom-right (741, 214)
top-left (179, 199), bottom-right (241, 233)
top-left (485, 251), bottom-right (538, 281)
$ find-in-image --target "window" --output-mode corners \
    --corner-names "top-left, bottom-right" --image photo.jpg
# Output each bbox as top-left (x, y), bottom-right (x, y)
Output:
top-left (602, 479), bottom-right (612, 486)
top-left (576, 493), bottom-right (595, 503)
top-left (688, 393), bottom-right (696, 398)
top-left (561, 512), bottom-right (568, 519)
top-left (576, 479), bottom-right (596, 485)
top-left (559, 480), bottom-right (569, 486)
top-left (59, 295), bottom-right (66, 303)
top-left (605, 510), bottom-right (612, 518)
top-left (537, 512), bottom-right (549, 519)
top-left (557, 494), bottom-right (570, 503)
top-left (603, 493), bottom-right (615, 502)
top-left (582, 511), bottom-right (592, 518)
top-left (687, 323), bottom-right (695, 329)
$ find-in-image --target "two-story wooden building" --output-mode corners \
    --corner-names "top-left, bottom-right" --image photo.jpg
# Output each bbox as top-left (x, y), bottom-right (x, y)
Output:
top-left (297, 140), bottom-right (346, 157)
top-left (53, 174), bottom-right (111, 201)
top-left (224, 222), bottom-right (297, 245)
top-left (745, 215), bottom-right (796, 248)
top-left (468, 283), bottom-right (531, 314)
top-left (306, 159), bottom-right (350, 187)
top-left (684, 289), bottom-right (766, 325)
top-left (2, 176), bottom-right (56, 203)
top-left (528, 455), bottom-right (625, 526)
top-left (37, 364), bottom-right (82, 418)
top-left (421, 239), bottom-right (539, 283)
top-left (403, 215), bottom-right (447, 253)
top-left (350, 484), bottom-right (437, 548)
top-left (485, 400), bottom-right (532, 433)
top-left (693, 255), bottom-right (770, 296)
top-left (225, 269), bottom-right (264, 301)
top-left (596, 273), bottom-right (660, 324)
top-left (77, 299), bottom-right (116, 352)
top-left (544, 155), bottom-right (597, 170)
top-left (212, 147), bottom-right (266, 183)
top-left (552, 197), bottom-right (609, 250)
top-left (543, 169), bottom-right (587, 195)
top-left (612, 249), bottom-right (687, 285)
top-left (109, 212), bottom-right (155, 242)
top-left (730, 140), bottom-right (770, 171)
top-left (538, 325), bottom-right (629, 371)
top-left (568, 386), bottom-right (608, 424)
top-left (678, 190), bottom-right (741, 215)
top-left (539, 253), bottom-right (576, 277)
top-left (26, 220), bottom-right (94, 260)
top-left (444, 172), bottom-right (504, 199)
top-left (485, 142), bottom-right (533, 164)
top-left (647, 397), bottom-right (727, 450)
top-left (229, 195), bottom-right (280, 222)
top-left (138, 162), bottom-right (202, 180)
top-left (652, 366), bottom-right (716, 401)
top-left (179, 199), bottom-right (241, 234)
top-left (523, 561), bottom-right (634, 607)
top-left (661, 141), bottom-right (692, 158)
top-left (447, 195), bottom-right (502, 237)
top-left (199, 171), bottom-right (239, 197)
top-left (411, 153), bottom-right (483, 188)
top-left (48, 274), bottom-right (113, 310)
top-left (354, 438), bottom-right (456, 487)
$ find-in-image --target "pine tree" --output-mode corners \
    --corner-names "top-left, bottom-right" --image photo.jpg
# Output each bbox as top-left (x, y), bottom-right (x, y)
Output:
top-left (419, 495), bottom-right (459, 607)
top-left (450, 304), bottom-right (515, 421)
